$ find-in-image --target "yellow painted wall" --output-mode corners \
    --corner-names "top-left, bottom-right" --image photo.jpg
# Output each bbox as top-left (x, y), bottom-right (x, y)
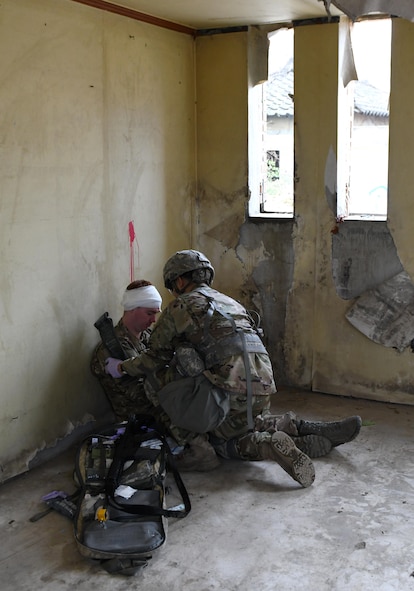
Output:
top-left (287, 21), bottom-right (414, 404)
top-left (0, 0), bottom-right (195, 481)
top-left (195, 32), bottom-right (248, 296)
top-left (284, 22), bottom-right (338, 389)
top-left (3, 2), bottom-right (414, 481)
top-left (388, 18), bottom-right (414, 278)
top-left (196, 22), bottom-right (414, 406)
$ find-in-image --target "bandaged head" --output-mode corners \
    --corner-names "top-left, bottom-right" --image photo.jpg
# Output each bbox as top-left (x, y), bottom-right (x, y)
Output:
top-left (121, 284), bottom-right (162, 311)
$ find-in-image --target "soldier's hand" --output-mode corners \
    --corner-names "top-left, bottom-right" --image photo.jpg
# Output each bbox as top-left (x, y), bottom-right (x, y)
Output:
top-left (104, 357), bottom-right (125, 378)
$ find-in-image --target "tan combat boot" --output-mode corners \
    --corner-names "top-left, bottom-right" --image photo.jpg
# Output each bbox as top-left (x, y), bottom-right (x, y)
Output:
top-left (291, 434), bottom-right (332, 458)
top-left (297, 416), bottom-right (362, 447)
top-left (236, 431), bottom-right (315, 488)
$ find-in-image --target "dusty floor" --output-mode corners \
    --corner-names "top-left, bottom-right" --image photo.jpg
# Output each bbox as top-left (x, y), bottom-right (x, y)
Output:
top-left (2, 389), bottom-right (414, 591)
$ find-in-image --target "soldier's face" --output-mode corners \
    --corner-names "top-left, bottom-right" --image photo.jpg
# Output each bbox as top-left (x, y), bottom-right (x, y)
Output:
top-left (171, 276), bottom-right (191, 297)
top-left (131, 307), bottom-right (160, 332)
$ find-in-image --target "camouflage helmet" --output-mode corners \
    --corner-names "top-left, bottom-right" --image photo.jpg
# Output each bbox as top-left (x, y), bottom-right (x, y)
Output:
top-left (163, 249), bottom-right (215, 289)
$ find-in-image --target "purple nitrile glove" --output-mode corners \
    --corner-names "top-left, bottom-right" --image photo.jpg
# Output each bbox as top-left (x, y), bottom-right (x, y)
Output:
top-left (105, 357), bottom-right (124, 378)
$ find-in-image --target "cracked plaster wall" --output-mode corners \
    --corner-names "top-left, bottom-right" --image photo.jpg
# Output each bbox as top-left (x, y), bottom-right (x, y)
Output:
top-left (195, 32), bottom-right (295, 383)
top-left (195, 19), bottom-right (414, 404)
top-left (3, 3), bottom-right (414, 483)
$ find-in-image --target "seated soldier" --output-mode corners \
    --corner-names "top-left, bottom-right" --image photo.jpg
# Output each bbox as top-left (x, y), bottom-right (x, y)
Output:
top-left (92, 278), bottom-right (221, 469)
top-left (90, 279), bottom-right (163, 422)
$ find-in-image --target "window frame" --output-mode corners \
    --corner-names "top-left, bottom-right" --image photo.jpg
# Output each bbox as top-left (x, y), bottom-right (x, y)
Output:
top-left (248, 27), bottom-right (295, 220)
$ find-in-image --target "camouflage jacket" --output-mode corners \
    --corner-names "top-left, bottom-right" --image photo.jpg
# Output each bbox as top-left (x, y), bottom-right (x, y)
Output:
top-left (122, 286), bottom-right (276, 397)
top-left (90, 319), bottom-right (153, 420)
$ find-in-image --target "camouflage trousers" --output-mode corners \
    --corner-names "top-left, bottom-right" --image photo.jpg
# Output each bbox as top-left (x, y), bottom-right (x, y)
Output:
top-left (168, 398), bottom-right (300, 451)
top-left (254, 410), bottom-right (299, 436)
top-left (144, 368), bottom-right (299, 449)
top-left (210, 408), bottom-right (299, 459)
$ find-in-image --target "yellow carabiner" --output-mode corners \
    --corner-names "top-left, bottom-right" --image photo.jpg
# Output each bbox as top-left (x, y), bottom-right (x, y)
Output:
top-left (95, 507), bottom-right (108, 522)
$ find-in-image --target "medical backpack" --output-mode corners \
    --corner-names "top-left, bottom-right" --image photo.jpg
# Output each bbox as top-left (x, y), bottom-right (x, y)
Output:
top-left (73, 414), bottom-right (191, 576)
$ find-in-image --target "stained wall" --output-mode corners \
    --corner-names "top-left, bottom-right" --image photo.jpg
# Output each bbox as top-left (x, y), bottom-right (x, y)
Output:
top-left (195, 20), bottom-right (414, 404)
top-left (2, 2), bottom-right (414, 482)
top-left (0, 0), bottom-right (195, 481)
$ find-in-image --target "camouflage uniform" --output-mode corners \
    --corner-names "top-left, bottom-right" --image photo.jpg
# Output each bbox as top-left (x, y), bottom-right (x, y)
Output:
top-left (90, 320), bottom-right (159, 421)
top-left (91, 318), bottom-right (195, 442)
top-left (122, 285), bottom-right (277, 445)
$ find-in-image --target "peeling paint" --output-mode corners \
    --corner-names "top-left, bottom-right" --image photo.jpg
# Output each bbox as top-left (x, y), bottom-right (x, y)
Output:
top-left (196, 21), bottom-right (414, 408)
top-left (332, 222), bottom-right (403, 299)
top-left (204, 212), bottom-right (242, 249)
top-left (346, 271), bottom-right (414, 351)
top-left (0, 413), bottom-right (100, 484)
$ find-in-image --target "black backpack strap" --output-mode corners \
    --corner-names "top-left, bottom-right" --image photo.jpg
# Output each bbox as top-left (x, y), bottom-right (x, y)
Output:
top-left (106, 416), bottom-right (191, 519)
top-left (158, 428), bottom-right (192, 518)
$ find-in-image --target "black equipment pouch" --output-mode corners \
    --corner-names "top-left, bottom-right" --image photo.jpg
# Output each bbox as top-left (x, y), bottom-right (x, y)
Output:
top-left (94, 312), bottom-right (127, 360)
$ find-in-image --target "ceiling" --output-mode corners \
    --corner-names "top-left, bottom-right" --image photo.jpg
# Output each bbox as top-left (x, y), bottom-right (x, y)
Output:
top-left (92, 0), bottom-right (345, 30)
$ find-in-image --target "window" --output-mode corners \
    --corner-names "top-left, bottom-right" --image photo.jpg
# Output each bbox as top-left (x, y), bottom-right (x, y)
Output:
top-left (337, 18), bottom-right (391, 221)
top-left (266, 150), bottom-right (280, 182)
top-left (249, 28), bottom-right (294, 218)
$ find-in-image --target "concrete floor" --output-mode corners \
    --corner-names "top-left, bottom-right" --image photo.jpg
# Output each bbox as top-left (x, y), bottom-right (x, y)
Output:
top-left (2, 389), bottom-right (414, 591)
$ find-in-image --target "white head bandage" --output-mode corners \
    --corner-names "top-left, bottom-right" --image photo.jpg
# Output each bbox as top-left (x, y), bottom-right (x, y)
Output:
top-left (121, 285), bottom-right (162, 311)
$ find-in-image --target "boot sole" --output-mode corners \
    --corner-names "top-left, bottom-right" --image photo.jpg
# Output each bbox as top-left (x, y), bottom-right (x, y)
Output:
top-left (268, 432), bottom-right (315, 488)
top-left (293, 435), bottom-right (332, 458)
